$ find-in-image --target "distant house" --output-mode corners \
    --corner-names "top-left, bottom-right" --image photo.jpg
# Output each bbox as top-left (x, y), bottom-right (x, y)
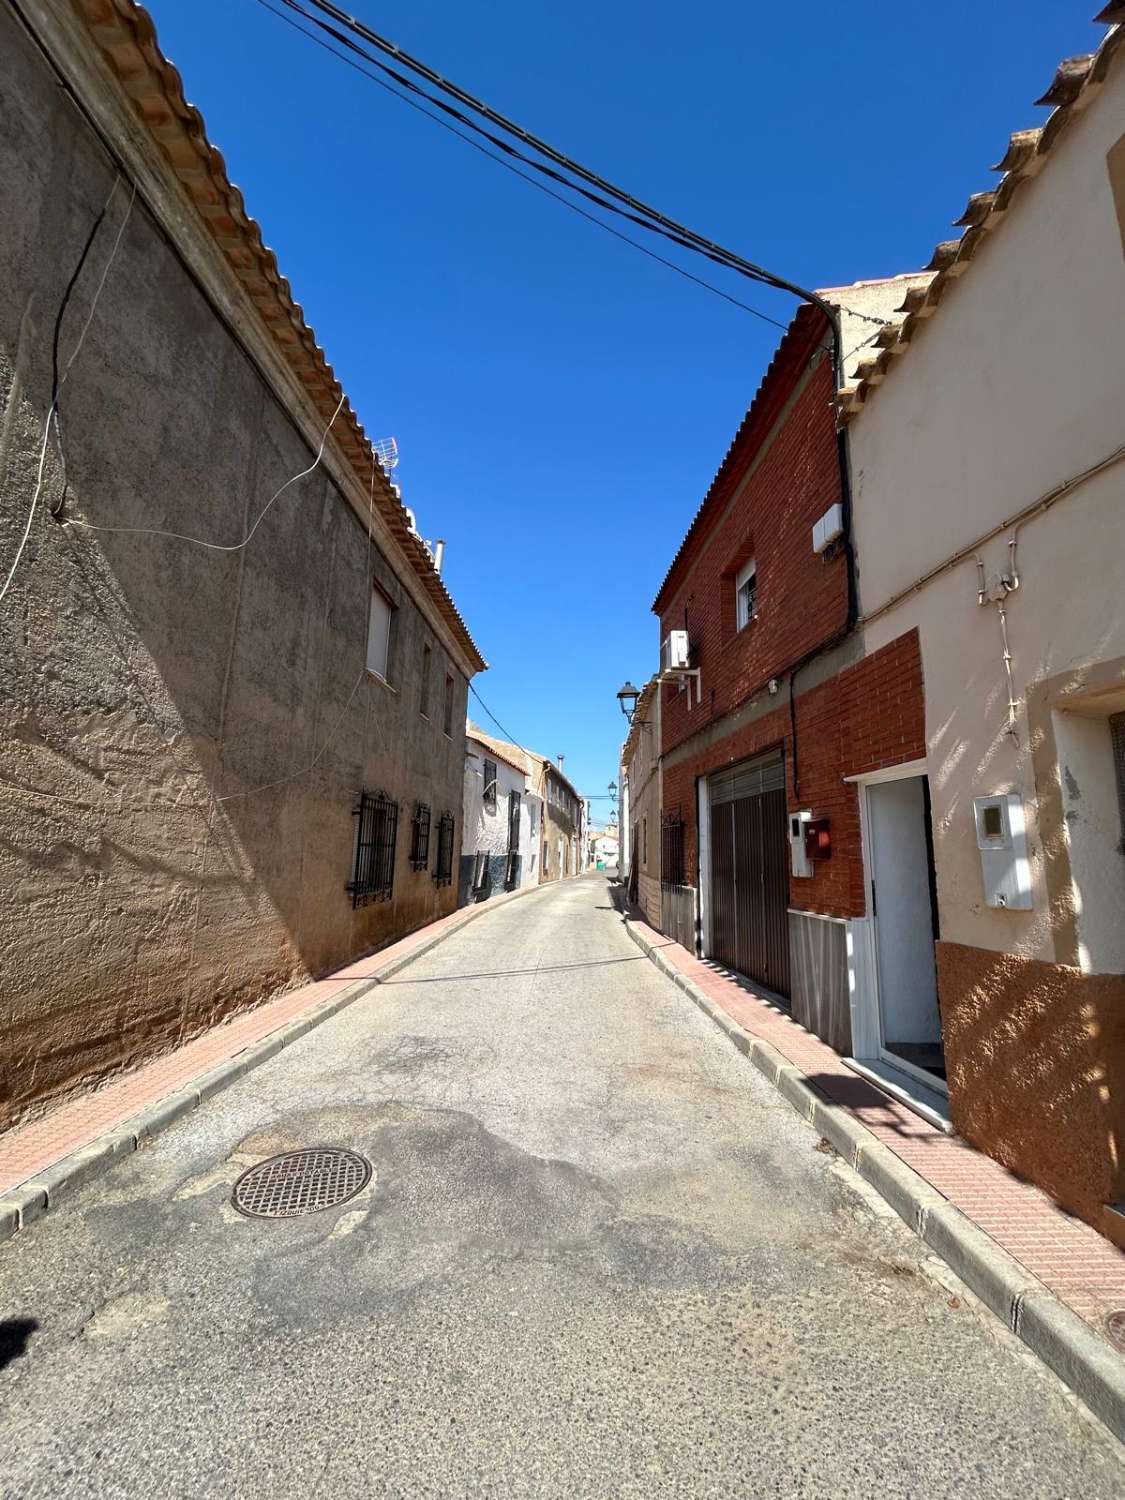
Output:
top-left (461, 725), bottom-right (542, 903)
top-left (530, 755), bottom-right (583, 883)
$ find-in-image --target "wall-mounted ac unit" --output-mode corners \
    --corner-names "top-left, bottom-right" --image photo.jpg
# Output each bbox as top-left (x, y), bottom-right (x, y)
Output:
top-left (812, 503), bottom-right (844, 555)
top-left (661, 630), bottom-right (690, 673)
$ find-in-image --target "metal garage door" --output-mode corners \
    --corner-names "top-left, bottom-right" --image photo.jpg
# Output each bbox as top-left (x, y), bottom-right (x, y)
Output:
top-left (709, 754), bottom-right (791, 999)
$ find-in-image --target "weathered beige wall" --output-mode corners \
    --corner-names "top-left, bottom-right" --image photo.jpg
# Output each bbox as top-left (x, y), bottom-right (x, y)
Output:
top-left (0, 9), bottom-right (470, 1124)
top-left (850, 54), bottom-right (1125, 970)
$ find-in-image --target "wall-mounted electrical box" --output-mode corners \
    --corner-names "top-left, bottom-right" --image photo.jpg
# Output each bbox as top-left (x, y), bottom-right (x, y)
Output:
top-left (803, 816), bottom-right (831, 862)
top-left (789, 812), bottom-right (812, 878)
top-left (812, 503), bottom-right (844, 555)
top-left (973, 793), bottom-right (1032, 910)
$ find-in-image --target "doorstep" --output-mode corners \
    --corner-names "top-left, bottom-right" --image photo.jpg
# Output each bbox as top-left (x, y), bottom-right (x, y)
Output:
top-left (844, 1056), bottom-right (953, 1133)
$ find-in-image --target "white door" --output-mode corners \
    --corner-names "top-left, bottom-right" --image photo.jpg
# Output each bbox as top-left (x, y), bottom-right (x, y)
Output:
top-left (866, 776), bottom-right (945, 1087)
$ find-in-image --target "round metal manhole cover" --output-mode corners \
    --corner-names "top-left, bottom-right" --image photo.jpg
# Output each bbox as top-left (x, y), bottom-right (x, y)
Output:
top-left (231, 1147), bottom-right (372, 1220)
top-left (1107, 1310), bottom-right (1125, 1354)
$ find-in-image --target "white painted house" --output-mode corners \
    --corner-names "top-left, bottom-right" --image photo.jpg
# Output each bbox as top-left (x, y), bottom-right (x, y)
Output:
top-left (460, 724), bottom-right (542, 903)
top-left (840, 15), bottom-right (1125, 1243)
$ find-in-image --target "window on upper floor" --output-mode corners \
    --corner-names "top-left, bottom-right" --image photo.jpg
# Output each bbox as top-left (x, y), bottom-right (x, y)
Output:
top-left (420, 643), bottom-right (432, 717)
top-left (483, 758), bottom-right (498, 810)
top-left (735, 557), bottom-right (758, 631)
top-left (443, 673), bottom-right (455, 737)
top-left (366, 584), bottom-right (394, 680)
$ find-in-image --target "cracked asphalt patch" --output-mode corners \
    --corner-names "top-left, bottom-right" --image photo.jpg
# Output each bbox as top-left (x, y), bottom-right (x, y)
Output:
top-left (1, 874), bottom-right (1122, 1497)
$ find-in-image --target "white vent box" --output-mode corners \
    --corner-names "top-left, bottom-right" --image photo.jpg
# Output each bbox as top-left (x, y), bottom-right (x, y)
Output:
top-left (812, 503), bottom-right (844, 555)
top-left (661, 630), bottom-right (691, 673)
top-left (789, 810), bottom-right (813, 878)
top-left (972, 793), bottom-right (1032, 910)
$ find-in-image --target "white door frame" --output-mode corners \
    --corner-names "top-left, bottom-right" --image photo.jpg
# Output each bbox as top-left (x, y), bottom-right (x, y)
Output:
top-left (844, 759), bottom-right (947, 1097)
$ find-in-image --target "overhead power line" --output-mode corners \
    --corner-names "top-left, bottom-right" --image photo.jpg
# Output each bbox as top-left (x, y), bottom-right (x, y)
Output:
top-left (251, 0), bottom-right (790, 331)
top-left (255, 0), bottom-right (888, 351)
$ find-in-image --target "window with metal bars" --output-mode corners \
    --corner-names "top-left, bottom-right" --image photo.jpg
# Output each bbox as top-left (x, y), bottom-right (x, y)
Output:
top-left (409, 803), bottom-right (431, 870)
top-left (348, 789), bottom-right (398, 906)
top-left (483, 758), bottom-right (498, 810)
top-left (434, 811), bottom-right (455, 885)
top-left (661, 813), bottom-right (685, 888)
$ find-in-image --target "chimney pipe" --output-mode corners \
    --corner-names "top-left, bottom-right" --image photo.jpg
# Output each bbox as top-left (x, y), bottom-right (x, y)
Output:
top-left (557, 754), bottom-right (564, 770)
top-left (433, 539), bottom-right (445, 576)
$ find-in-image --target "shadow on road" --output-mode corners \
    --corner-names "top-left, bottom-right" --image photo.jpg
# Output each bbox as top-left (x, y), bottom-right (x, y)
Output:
top-left (0, 1318), bottom-right (38, 1371)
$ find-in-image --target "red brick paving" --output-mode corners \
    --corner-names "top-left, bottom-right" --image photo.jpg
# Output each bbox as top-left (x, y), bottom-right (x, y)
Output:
top-left (644, 924), bottom-right (1125, 1345)
top-left (0, 906), bottom-right (466, 1200)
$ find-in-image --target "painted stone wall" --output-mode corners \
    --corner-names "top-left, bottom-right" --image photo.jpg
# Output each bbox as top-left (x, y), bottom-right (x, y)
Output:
top-left (0, 13), bottom-right (469, 1126)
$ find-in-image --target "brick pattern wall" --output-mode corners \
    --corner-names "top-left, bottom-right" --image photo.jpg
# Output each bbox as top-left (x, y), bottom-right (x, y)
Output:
top-left (663, 630), bottom-right (925, 920)
top-left (659, 355), bottom-right (847, 756)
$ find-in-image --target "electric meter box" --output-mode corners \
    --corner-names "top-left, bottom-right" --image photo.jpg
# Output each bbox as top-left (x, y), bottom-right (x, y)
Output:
top-left (972, 793), bottom-right (1032, 910)
top-left (790, 810), bottom-right (813, 878)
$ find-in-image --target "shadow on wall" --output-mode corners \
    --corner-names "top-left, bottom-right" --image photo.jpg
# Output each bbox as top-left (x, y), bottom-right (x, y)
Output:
top-left (937, 941), bottom-right (1125, 1244)
top-left (0, 82), bottom-right (461, 1127)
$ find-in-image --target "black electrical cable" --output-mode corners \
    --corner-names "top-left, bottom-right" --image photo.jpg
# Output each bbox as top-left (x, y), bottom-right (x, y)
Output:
top-left (251, 0), bottom-right (790, 331)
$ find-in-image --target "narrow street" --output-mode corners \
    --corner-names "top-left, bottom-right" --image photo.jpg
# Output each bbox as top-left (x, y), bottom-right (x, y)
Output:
top-left (1, 874), bottom-right (1121, 1498)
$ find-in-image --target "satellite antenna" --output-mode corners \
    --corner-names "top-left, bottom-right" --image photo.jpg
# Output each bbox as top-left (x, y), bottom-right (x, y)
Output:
top-left (372, 436), bottom-right (399, 477)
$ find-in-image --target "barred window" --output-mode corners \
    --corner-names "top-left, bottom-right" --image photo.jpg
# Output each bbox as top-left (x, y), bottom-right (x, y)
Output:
top-left (483, 759), bottom-right (498, 810)
top-left (409, 803), bottom-right (431, 870)
top-left (349, 789), bottom-right (398, 906)
top-left (661, 813), bottom-right (685, 887)
top-left (434, 811), bottom-right (455, 885)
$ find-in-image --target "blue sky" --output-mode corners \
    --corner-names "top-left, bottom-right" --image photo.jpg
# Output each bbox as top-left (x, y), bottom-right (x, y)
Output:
top-left (145, 0), bottom-right (1102, 811)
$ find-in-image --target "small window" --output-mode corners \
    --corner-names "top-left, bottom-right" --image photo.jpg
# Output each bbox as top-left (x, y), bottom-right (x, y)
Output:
top-left (434, 811), bottom-right (455, 885)
top-left (348, 789), bottom-right (398, 906)
top-left (443, 674), bottom-right (455, 737)
top-left (483, 758), bottom-right (498, 810)
top-left (735, 558), bottom-right (757, 630)
top-left (366, 585), bottom-right (393, 679)
top-left (409, 802), bottom-right (431, 870)
top-left (420, 644), bottom-right (432, 717)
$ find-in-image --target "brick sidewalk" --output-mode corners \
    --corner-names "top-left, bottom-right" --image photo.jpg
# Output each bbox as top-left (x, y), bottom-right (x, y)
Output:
top-left (633, 917), bottom-right (1125, 1348)
top-left (0, 906), bottom-right (468, 1199)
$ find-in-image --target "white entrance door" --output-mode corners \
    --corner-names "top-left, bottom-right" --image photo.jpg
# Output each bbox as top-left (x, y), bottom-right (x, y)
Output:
top-left (866, 775), bottom-right (946, 1089)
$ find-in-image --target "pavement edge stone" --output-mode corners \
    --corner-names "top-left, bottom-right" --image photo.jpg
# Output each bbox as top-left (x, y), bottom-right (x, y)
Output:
top-left (620, 900), bottom-right (1125, 1447)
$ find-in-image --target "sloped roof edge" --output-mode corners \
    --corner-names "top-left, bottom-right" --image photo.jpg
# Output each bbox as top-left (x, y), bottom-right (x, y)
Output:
top-left (73, 0), bottom-right (486, 672)
top-left (838, 12), bottom-right (1125, 423)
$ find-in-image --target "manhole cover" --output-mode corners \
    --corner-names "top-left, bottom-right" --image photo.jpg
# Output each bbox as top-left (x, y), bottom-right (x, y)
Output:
top-left (231, 1147), bottom-right (372, 1220)
top-left (1107, 1310), bottom-right (1125, 1354)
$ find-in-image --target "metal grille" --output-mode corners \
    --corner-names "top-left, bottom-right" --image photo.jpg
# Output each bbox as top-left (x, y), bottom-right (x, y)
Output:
top-left (349, 789), bottom-right (398, 907)
top-left (483, 758), bottom-right (498, 809)
top-left (1111, 713), bottom-right (1125, 850)
top-left (661, 813), bottom-right (685, 888)
top-left (434, 810), bottom-right (455, 885)
top-left (409, 803), bottom-right (431, 870)
top-left (231, 1148), bottom-right (372, 1219)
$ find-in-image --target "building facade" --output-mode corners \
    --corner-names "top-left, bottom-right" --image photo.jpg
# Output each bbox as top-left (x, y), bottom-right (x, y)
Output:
top-left (841, 18), bottom-right (1125, 1241)
top-left (0, 0), bottom-right (484, 1127)
top-left (619, 678), bottom-right (662, 929)
top-left (537, 758), bottom-right (582, 882)
top-left (460, 726), bottom-right (542, 902)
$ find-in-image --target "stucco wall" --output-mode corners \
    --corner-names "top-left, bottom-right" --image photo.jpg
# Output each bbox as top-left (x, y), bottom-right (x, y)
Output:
top-left (0, 12), bottom-right (470, 1124)
top-left (461, 739), bottom-right (539, 900)
top-left (849, 53), bottom-right (1125, 970)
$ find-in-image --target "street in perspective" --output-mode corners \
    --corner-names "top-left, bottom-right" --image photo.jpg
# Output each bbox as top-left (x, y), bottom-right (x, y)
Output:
top-left (2, 0), bottom-right (1125, 1494)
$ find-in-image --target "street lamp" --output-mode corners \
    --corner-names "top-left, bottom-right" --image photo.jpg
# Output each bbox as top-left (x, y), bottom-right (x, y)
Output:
top-left (617, 681), bottom-right (640, 723)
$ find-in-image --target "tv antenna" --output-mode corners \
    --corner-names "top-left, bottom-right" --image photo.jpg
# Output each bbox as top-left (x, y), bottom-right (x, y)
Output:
top-left (372, 436), bottom-right (399, 477)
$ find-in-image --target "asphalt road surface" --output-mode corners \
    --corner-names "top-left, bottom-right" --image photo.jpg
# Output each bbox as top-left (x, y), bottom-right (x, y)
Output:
top-left (1, 874), bottom-right (1121, 1497)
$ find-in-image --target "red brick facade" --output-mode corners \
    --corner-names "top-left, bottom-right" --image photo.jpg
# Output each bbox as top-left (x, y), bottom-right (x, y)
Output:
top-left (662, 629), bottom-right (926, 919)
top-left (657, 326), bottom-right (846, 758)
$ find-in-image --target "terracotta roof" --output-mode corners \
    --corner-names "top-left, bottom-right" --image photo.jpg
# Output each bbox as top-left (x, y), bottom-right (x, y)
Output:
top-left (651, 303), bottom-right (829, 615)
top-left (74, 0), bottom-right (486, 673)
top-left (837, 8), bottom-right (1125, 422)
top-left (465, 723), bottom-right (530, 778)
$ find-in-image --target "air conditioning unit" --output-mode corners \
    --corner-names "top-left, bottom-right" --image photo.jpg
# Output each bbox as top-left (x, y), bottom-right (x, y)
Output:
top-left (661, 630), bottom-right (691, 673)
top-left (812, 503), bottom-right (844, 555)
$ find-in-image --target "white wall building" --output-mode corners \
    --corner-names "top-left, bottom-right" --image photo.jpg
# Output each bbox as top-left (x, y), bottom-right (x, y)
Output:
top-left (840, 17), bottom-right (1125, 1242)
top-left (461, 725), bottom-right (542, 902)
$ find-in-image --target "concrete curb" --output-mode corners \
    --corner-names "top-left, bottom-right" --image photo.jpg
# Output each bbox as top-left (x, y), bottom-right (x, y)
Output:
top-left (620, 907), bottom-right (1125, 1446)
top-left (0, 875), bottom-right (561, 1248)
